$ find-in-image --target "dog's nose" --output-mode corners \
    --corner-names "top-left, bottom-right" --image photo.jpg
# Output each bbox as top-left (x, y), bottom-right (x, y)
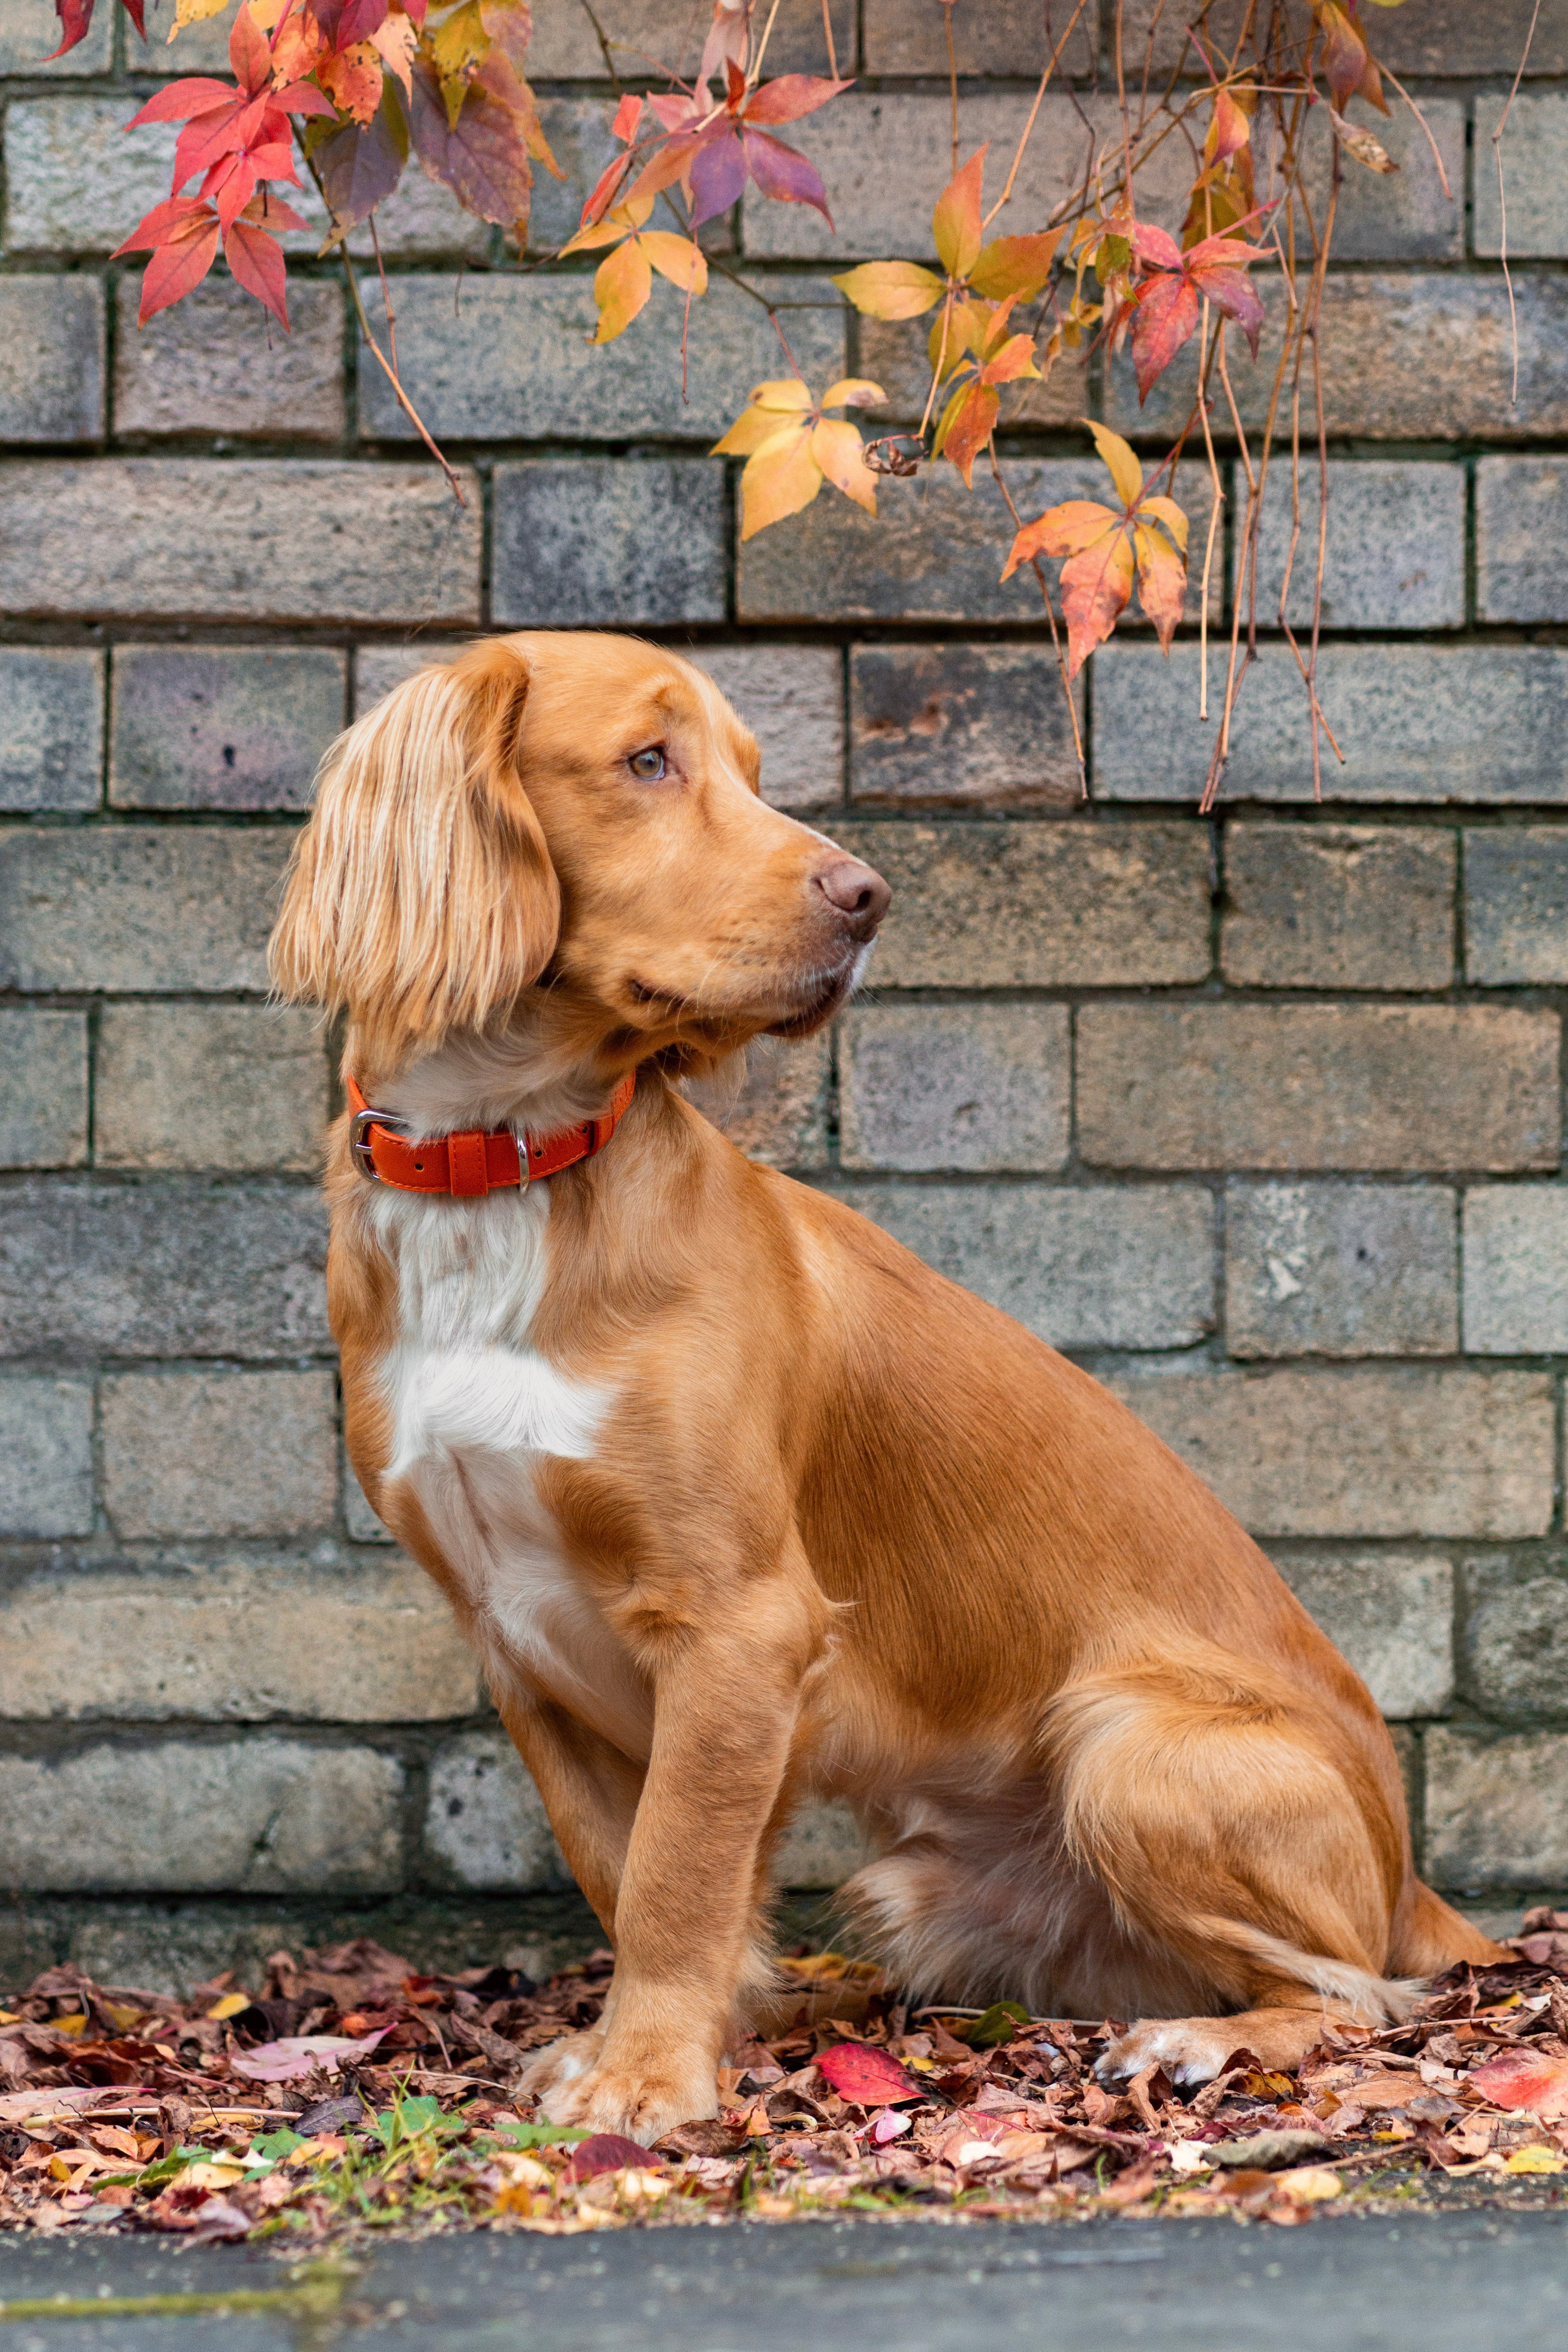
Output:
top-left (815, 856), bottom-right (891, 935)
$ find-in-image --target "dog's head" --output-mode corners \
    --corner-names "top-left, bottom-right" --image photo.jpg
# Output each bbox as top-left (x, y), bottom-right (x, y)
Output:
top-left (269, 632), bottom-right (888, 1087)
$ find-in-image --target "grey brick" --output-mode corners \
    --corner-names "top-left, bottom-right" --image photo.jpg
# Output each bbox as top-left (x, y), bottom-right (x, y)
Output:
top-left (1224, 1182), bottom-right (1459, 1359)
top-left (1095, 642), bottom-right (1568, 807)
top-left (1221, 823), bottom-right (1455, 990)
top-left (0, 1380), bottom-right (93, 1539)
top-left (741, 93), bottom-right (1192, 263)
top-left (849, 644), bottom-right (1082, 813)
top-left (840, 1003), bottom-right (1070, 1172)
top-left (1426, 1728), bottom-right (1568, 1892)
top-left (109, 645), bottom-right (344, 812)
top-left (839, 1182), bottom-right (1215, 1350)
top-left (0, 1007), bottom-right (88, 1170)
top-left (0, 1182), bottom-right (329, 1360)
top-left (1466, 829), bottom-right (1568, 984)
top-left (0, 830), bottom-right (289, 992)
top-left (859, 310), bottom-right (1089, 435)
top-left (359, 274), bottom-right (844, 444)
top-left (1462, 1563), bottom-right (1568, 1724)
top-left (0, 1738), bottom-right (404, 1894)
top-left (353, 643), bottom-right (448, 715)
top-left (4, 96), bottom-right (490, 260)
top-left (0, 277), bottom-right (103, 443)
top-left (1476, 95), bottom-right (1568, 254)
top-left (0, 1558), bottom-right (480, 1721)
top-left (424, 1730), bottom-right (572, 1892)
top-left (97, 1004), bottom-right (327, 1174)
top-left (1110, 1367), bottom-right (1554, 1539)
top-left (1478, 458), bottom-right (1568, 622)
top-left (0, 648), bottom-right (103, 812)
top-left (0, 0), bottom-right (111, 71)
top-left (1253, 462), bottom-right (1464, 634)
top-left (1106, 274), bottom-right (1568, 445)
top-left (1078, 1004), bottom-right (1559, 1175)
top-left (1462, 1185), bottom-right (1568, 1355)
top-left (0, 460), bottom-right (481, 624)
top-left (492, 459), bottom-right (725, 626)
top-left (773, 1798), bottom-right (868, 1889)
top-left (1276, 1552), bottom-right (1454, 1719)
top-left (113, 278), bottom-right (345, 442)
top-left (101, 1369), bottom-right (337, 1540)
top-left (528, 0), bottom-right (853, 80)
top-left (1297, 102), bottom-right (1464, 262)
top-left (1119, 0), bottom-right (1568, 77)
top-left (739, 458), bottom-right (1216, 626)
top-left (690, 1032), bottom-right (831, 1170)
top-left (837, 820), bottom-right (1210, 988)
top-left (863, 0), bottom-right (1096, 73)
top-left (692, 647), bottom-right (844, 814)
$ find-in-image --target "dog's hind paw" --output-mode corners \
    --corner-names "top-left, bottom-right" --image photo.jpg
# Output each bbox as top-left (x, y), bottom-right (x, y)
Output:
top-left (533, 2048), bottom-right (719, 2147)
top-left (518, 2023), bottom-right (608, 2104)
top-left (1096, 2005), bottom-right (1327, 2089)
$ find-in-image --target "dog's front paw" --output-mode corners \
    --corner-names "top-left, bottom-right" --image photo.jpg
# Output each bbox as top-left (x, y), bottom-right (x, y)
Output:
top-left (1095, 2017), bottom-right (1241, 2091)
top-left (535, 2049), bottom-right (719, 2146)
top-left (518, 2023), bottom-right (608, 2104)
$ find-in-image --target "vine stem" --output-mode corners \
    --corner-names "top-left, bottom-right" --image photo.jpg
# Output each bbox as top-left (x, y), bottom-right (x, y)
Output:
top-left (1492, 0), bottom-right (1544, 406)
top-left (986, 443), bottom-right (1086, 797)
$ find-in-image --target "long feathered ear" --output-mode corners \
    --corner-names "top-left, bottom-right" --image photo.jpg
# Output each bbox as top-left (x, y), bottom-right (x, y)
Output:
top-left (269, 639), bottom-right (559, 1074)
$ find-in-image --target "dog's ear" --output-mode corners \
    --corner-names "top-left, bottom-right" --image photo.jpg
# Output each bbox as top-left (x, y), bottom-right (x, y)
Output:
top-left (269, 638), bottom-right (559, 1073)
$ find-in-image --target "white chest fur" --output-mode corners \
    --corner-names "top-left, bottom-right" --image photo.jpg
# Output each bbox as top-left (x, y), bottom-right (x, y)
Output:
top-left (366, 1185), bottom-right (649, 1749)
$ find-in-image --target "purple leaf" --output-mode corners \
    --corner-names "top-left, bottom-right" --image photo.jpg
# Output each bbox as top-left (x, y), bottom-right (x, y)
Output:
top-left (315, 78), bottom-right (409, 230)
top-left (687, 125), bottom-right (746, 227)
top-left (338, 0), bottom-right (389, 43)
top-left (409, 59), bottom-right (535, 228)
top-left (742, 127), bottom-right (832, 226)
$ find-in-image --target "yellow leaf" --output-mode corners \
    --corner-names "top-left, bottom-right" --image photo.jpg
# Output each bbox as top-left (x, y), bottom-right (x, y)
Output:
top-left (738, 421), bottom-right (822, 539)
top-left (749, 378), bottom-right (814, 413)
top-left (821, 378), bottom-right (885, 410)
top-left (639, 231), bottom-right (707, 294)
top-left (169, 0), bottom-right (230, 35)
top-left (810, 416), bottom-right (876, 514)
top-left (1505, 2144), bottom-right (1567, 2174)
top-left (1276, 2165), bottom-right (1343, 2202)
top-left (970, 228), bottom-right (1061, 304)
top-left (831, 260), bottom-right (945, 319)
top-left (430, 0), bottom-right (489, 78)
top-left (932, 145), bottom-right (986, 281)
top-left (1085, 417), bottom-right (1145, 509)
top-left (590, 239), bottom-right (652, 341)
top-left (54, 2013), bottom-right (88, 2039)
top-left (1137, 492), bottom-right (1189, 552)
top-left (206, 1991), bottom-right (252, 2020)
top-left (712, 403), bottom-right (791, 456)
top-left (559, 195), bottom-right (653, 254)
top-left (929, 298), bottom-right (990, 376)
top-left (182, 2161), bottom-right (246, 2189)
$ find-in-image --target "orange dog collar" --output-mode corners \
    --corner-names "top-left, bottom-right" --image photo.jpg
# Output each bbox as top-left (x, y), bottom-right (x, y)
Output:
top-left (346, 1072), bottom-right (636, 1196)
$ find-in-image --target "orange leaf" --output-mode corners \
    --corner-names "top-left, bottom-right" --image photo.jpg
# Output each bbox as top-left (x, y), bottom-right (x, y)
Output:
top-left (1137, 492), bottom-right (1189, 552)
top-left (639, 229), bottom-right (706, 293)
top-left (980, 332), bottom-right (1039, 385)
top-left (1057, 528), bottom-right (1135, 675)
top-left (737, 420), bottom-right (821, 539)
top-left (932, 144), bottom-right (986, 280)
top-left (590, 236), bottom-right (652, 342)
top-left (1132, 519), bottom-right (1186, 651)
top-left (810, 416), bottom-right (875, 514)
top-left (1001, 499), bottom-right (1118, 577)
top-left (969, 227), bottom-right (1061, 303)
top-left (832, 260), bottom-right (945, 319)
top-left (560, 193), bottom-right (654, 254)
top-left (938, 381), bottom-right (999, 483)
top-left (320, 39), bottom-right (383, 124)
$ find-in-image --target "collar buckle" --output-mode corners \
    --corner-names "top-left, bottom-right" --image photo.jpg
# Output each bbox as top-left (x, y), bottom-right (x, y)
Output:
top-left (349, 1102), bottom-right (404, 1182)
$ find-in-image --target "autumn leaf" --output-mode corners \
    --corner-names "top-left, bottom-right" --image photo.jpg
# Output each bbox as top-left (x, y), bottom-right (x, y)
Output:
top-left (1127, 214), bottom-right (1269, 402)
top-left (319, 37), bottom-right (383, 122)
top-left (562, 2133), bottom-right (655, 2181)
top-left (1315, 0), bottom-right (1389, 114)
top-left (1467, 2050), bottom-right (1568, 2117)
top-left (560, 194), bottom-right (706, 342)
top-left (1001, 417), bottom-right (1188, 674)
top-left (816, 2042), bottom-right (921, 2107)
top-left (1330, 107), bottom-right (1398, 172)
top-left (933, 143), bottom-right (985, 279)
top-left (169, 0), bottom-right (231, 37)
top-left (831, 259), bottom-right (945, 319)
top-left (929, 291), bottom-right (1040, 483)
top-left (310, 74), bottom-right (409, 233)
top-left (712, 375), bottom-right (884, 538)
top-left (616, 66), bottom-right (849, 232)
top-left (1181, 81), bottom-right (1255, 244)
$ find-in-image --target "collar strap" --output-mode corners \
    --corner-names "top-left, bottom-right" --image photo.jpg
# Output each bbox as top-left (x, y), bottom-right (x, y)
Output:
top-left (345, 1073), bottom-right (636, 1196)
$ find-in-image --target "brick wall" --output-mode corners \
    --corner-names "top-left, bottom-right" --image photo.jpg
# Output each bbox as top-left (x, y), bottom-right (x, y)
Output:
top-left (2, 0), bottom-right (1566, 1990)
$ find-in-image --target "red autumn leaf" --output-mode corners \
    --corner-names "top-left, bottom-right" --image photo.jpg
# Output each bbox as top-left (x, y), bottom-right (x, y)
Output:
top-left (816, 2042), bottom-right (921, 2108)
top-left (45, 0), bottom-right (92, 61)
top-left (223, 215), bottom-right (289, 329)
top-left (742, 73), bottom-right (851, 126)
top-left (338, 0), bottom-right (390, 45)
top-left (740, 126), bottom-right (830, 221)
top-left (1317, 0), bottom-right (1388, 116)
top-left (135, 211), bottom-right (222, 323)
top-left (1127, 215), bottom-right (1269, 401)
top-left (609, 92), bottom-right (642, 143)
top-left (563, 2132), bottom-right (658, 2181)
top-left (1468, 2050), bottom-right (1568, 2117)
top-left (1001, 421), bottom-right (1187, 674)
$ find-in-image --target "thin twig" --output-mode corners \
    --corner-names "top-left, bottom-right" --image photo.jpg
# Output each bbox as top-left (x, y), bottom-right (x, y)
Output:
top-left (1491, 0), bottom-right (1544, 406)
top-left (1380, 63), bottom-right (1451, 201)
top-left (981, 0), bottom-right (1093, 227)
top-left (1195, 301), bottom-right (1223, 720)
top-left (575, 0), bottom-right (622, 91)
top-left (819, 0), bottom-right (838, 81)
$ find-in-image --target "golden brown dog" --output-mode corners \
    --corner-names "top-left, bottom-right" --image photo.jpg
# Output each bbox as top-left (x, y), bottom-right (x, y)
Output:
top-left (270, 630), bottom-right (1500, 2143)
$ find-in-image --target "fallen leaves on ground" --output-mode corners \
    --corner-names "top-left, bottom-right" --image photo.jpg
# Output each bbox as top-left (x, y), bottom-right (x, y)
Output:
top-left (6, 1915), bottom-right (1568, 2245)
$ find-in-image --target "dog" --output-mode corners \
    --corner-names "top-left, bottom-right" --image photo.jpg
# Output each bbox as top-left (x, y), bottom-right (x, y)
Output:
top-left (269, 629), bottom-right (1501, 2143)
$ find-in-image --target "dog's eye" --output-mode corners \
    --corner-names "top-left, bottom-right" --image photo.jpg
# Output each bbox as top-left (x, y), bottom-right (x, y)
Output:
top-left (628, 745), bottom-right (667, 781)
